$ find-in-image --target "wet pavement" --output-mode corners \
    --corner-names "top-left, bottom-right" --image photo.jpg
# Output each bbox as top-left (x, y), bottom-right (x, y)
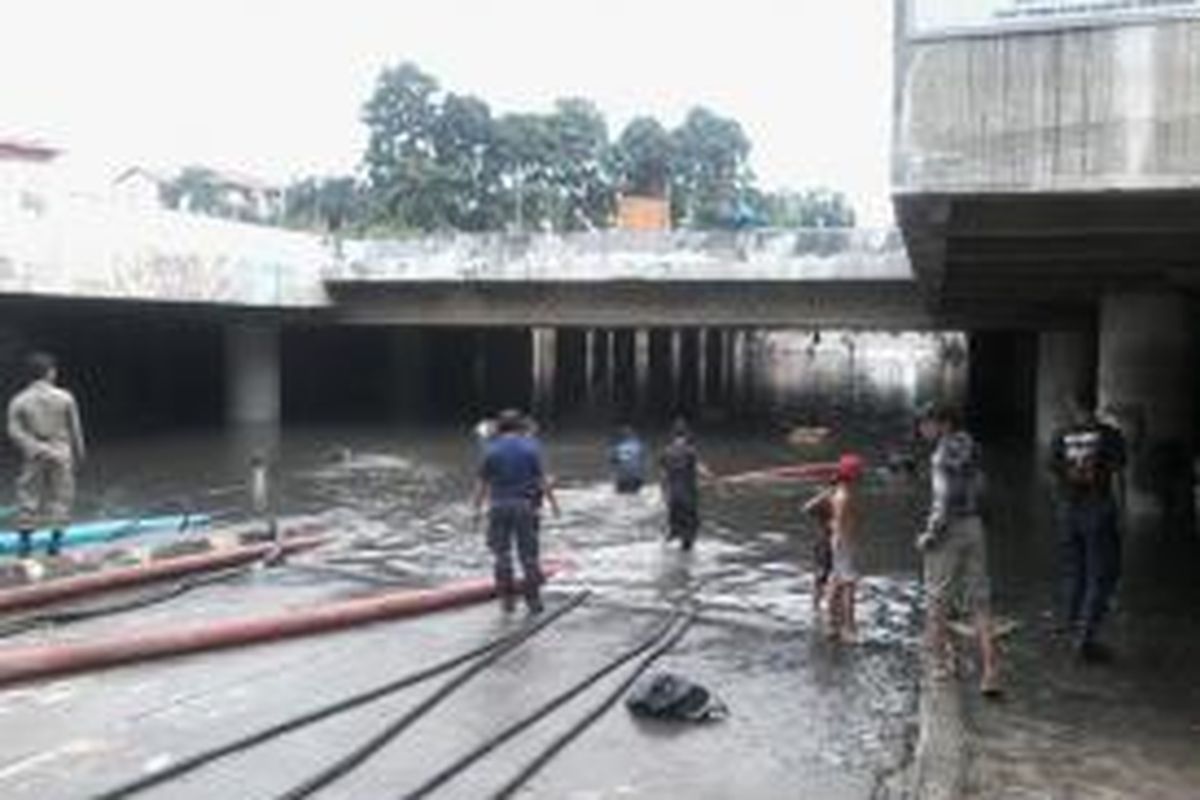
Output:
top-left (0, 416), bottom-right (1195, 798)
top-left (0, 423), bottom-right (925, 799)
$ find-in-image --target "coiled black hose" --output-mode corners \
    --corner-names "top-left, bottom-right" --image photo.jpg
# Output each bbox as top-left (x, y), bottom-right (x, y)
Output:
top-left (273, 591), bottom-right (590, 800)
top-left (88, 590), bottom-right (587, 800)
top-left (490, 609), bottom-right (697, 800)
top-left (402, 606), bottom-right (689, 799)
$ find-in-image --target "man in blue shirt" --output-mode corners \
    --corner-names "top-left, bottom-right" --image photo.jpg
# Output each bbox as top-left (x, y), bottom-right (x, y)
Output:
top-left (474, 409), bottom-right (556, 613)
top-left (610, 425), bottom-right (647, 494)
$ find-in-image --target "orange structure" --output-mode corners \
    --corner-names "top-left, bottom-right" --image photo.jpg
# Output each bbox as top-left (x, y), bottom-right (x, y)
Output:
top-left (615, 195), bottom-right (671, 231)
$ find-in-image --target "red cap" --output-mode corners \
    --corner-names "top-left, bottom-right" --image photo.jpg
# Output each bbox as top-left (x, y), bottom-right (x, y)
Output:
top-left (836, 453), bottom-right (865, 482)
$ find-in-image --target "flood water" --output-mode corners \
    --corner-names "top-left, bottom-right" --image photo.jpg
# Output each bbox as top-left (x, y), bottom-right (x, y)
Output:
top-left (0, 331), bottom-right (1196, 798)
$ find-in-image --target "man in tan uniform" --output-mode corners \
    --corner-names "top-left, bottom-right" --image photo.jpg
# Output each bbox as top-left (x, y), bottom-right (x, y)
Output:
top-left (6, 353), bottom-right (85, 557)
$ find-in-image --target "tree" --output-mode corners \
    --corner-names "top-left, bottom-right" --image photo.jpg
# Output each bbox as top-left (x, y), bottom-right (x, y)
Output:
top-left (284, 176), bottom-right (365, 232)
top-left (361, 62), bottom-right (443, 229)
top-left (546, 98), bottom-right (613, 230)
top-left (432, 93), bottom-right (501, 231)
top-left (162, 167), bottom-right (229, 217)
top-left (614, 116), bottom-right (673, 198)
top-left (759, 188), bottom-right (856, 228)
top-left (669, 107), bottom-right (752, 228)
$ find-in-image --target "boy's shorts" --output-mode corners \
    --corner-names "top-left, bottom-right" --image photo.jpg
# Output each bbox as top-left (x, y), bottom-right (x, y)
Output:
top-left (923, 515), bottom-right (991, 615)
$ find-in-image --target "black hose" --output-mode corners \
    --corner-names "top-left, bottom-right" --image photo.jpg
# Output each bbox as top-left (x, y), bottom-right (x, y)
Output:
top-left (273, 591), bottom-right (590, 800)
top-left (88, 590), bottom-right (587, 800)
top-left (0, 564), bottom-right (256, 639)
top-left (490, 609), bottom-right (697, 800)
top-left (401, 607), bottom-right (686, 800)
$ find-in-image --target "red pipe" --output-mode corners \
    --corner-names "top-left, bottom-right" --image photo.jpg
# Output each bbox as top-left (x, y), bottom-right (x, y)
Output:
top-left (0, 564), bottom-right (562, 686)
top-left (720, 461), bottom-right (840, 484)
top-left (0, 530), bottom-right (327, 614)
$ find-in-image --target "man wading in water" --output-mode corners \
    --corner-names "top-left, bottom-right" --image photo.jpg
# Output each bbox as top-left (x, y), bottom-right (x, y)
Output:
top-left (916, 403), bottom-right (1001, 697)
top-left (474, 409), bottom-right (557, 613)
top-left (6, 352), bottom-right (86, 559)
top-left (659, 419), bottom-right (713, 552)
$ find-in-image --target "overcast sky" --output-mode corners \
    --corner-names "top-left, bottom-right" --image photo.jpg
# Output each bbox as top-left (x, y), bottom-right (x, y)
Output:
top-left (0, 1), bottom-right (895, 223)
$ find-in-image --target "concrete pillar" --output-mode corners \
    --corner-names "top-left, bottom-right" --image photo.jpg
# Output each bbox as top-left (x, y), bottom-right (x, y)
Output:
top-left (670, 330), bottom-right (683, 412)
top-left (634, 329), bottom-right (650, 416)
top-left (1035, 329), bottom-right (1095, 452)
top-left (225, 319), bottom-right (280, 426)
top-left (532, 328), bottom-right (556, 420)
top-left (1098, 292), bottom-right (1195, 518)
top-left (730, 330), bottom-right (746, 416)
top-left (584, 329), bottom-right (596, 403)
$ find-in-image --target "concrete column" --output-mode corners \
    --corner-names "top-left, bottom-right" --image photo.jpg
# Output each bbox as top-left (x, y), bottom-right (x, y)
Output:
top-left (634, 329), bottom-right (650, 416)
top-left (584, 329), bottom-right (596, 402)
top-left (1035, 329), bottom-right (1095, 452)
top-left (730, 330), bottom-right (746, 416)
top-left (225, 319), bottom-right (280, 426)
top-left (1098, 292), bottom-right (1194, 517)
top-left (532, 328), bottom-right (556, 420)
top-left (670, 330), bottom-right (683, 413)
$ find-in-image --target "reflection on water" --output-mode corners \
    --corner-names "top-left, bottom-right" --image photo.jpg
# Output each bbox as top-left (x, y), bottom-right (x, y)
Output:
top-left (1, 331), bottom-right (1193, 796)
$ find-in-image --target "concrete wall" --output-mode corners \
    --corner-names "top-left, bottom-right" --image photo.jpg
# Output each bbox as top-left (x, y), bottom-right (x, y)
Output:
top-left (0, 194), bottom-right (330, 307)
top-left (896, 3), bottom-right (1200, 193)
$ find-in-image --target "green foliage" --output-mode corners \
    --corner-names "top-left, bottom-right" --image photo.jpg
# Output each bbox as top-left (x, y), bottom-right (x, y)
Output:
top-left (757, 188), bottom-right (856, 229)
top-left (347, 60), bottom-right (856, 234)
top-left (614, 116), bottom-right (672, 198)
top-left (668, 107), bottom-right (753, 228)
top-left (283, 176), bottom-right (364, 232)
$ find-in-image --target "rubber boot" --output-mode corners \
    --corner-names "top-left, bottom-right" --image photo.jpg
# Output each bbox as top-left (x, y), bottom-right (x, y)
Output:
top-left (16, 531), bottom-right (32, 559)
top-left (47, 530), bottom-right (63, 557)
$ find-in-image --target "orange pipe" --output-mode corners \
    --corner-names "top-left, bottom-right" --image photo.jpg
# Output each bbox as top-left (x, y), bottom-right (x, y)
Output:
top-left (0, 530), bottom-right (326, 614)
top-left (0, 565), bottom-right (560, 686)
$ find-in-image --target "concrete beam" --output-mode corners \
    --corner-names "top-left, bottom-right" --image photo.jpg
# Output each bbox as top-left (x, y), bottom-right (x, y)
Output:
top-left (326, 281), bottom-right (934, 330)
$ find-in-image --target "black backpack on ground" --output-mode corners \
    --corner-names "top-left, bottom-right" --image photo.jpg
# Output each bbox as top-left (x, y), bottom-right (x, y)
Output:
top-left (625, 671), bottom-right (728, 722)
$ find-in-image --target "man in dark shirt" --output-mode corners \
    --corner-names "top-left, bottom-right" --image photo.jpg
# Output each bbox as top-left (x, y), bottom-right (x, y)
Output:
top-left (659, 419), bottom-right (712, 552)
top-left (1049, 397), bottom-right (1127, 662)
top-left (474, 409), bottom-right (555, 613)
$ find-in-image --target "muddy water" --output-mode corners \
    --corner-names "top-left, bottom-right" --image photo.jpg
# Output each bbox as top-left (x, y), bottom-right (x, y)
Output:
top-left (2, 331), bottom-right (1194, 797)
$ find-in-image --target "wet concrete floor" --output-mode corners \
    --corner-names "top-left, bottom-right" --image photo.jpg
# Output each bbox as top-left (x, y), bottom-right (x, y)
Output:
top-left (0, 424), bottom-right (924, 799)
top-left (0, 423), bottom-right (1195, 798)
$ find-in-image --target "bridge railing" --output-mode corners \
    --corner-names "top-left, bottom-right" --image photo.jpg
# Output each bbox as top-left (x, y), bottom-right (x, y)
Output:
top-left (328, 228), bottom-right (912, 283)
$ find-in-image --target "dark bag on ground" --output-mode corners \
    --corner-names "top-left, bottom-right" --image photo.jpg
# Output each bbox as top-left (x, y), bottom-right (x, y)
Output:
top-left (625, 671), bottom-right (728, 722)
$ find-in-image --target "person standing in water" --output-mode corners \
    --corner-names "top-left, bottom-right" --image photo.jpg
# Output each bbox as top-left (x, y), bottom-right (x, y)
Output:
top-left (6, 352), bottom-right (86, 559)
top-left (610, 425), bottom-right (648, 494)
top-left (659, 419), bottom-right (712, 552)
top-left (1049, 396), bottom-right (1126, 663)
top-left (474, 409), bottom-right (556, 613)
top-left (826, 453), bottom-right (865, 642)
top-left (916, 403), bottom-right (1002, 697)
